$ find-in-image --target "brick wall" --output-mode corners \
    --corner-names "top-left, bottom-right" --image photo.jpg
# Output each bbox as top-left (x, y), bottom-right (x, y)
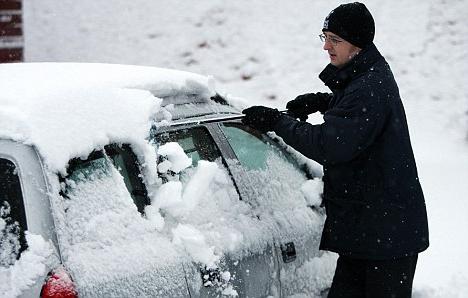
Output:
top-left (0, 0), bottom-right (22, 62)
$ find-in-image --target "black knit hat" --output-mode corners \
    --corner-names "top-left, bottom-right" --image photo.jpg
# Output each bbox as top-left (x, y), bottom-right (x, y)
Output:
top-left (322, 2), bottom-right (375, 48)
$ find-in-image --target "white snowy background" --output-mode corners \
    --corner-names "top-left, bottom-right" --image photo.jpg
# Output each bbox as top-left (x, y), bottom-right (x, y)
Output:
top-left (20, 0), bottom-right (468, 297)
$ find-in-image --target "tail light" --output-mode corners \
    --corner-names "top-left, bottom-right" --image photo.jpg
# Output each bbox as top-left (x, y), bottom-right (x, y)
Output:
top-left (40, 266), bottom-right (78, 298)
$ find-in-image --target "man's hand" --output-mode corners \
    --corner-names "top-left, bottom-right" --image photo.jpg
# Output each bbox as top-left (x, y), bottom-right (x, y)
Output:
top-left (241, 106), bottom-right (281, 133)
top-left (286, 92), bottom-right (331, 120)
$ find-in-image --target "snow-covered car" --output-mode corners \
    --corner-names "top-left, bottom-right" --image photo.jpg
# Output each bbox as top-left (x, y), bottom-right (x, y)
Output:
top-left (0, 63), bottom-right (335, 298)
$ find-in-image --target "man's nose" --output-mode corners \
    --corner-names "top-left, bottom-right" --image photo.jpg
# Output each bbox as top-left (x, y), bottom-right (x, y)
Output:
top-left (323, 41), bottom-right (332, 50)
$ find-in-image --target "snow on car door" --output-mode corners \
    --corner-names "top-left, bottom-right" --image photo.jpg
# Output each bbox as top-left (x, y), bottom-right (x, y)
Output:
top-left (155, 125), bottom-right (281, 297)
top-left (53, 146), bottom-right (191, 297)
top-left (219, 122), bottom-right (334, 297)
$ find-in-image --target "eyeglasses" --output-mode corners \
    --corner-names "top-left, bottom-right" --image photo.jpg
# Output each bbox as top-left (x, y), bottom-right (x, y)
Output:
top-left (319, 34), bottom-right (343, 46)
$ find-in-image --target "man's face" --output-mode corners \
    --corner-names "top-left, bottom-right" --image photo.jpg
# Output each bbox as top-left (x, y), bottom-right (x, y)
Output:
top-left (322, 31), bottom-right (361, 68)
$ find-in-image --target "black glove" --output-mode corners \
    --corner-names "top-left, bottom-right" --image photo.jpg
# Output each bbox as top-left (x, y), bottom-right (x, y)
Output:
top-left (241, 106), bottom-right (281, 133)
top-left (286, 92), bottom-right (331, 121)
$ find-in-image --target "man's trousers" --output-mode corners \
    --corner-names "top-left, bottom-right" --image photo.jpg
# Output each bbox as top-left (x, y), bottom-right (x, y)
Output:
top-left (327, 254), bottom-right (418, 298)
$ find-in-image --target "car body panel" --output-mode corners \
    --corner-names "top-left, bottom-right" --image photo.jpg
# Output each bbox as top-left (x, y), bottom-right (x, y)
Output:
top-left (185, 245), bottom-right (281, 298)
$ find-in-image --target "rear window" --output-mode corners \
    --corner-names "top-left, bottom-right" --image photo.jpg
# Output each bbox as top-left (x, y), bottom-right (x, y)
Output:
top-left (0, 158), bottom-right (28, 267)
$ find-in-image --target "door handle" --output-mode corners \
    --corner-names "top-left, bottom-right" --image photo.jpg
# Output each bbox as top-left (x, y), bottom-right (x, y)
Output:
top-left (281, 242), bottom-right (296, 263)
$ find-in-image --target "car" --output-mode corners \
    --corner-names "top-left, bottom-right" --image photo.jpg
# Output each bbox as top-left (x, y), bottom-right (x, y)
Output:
top-left (0, 63), bottom-right (335, 298)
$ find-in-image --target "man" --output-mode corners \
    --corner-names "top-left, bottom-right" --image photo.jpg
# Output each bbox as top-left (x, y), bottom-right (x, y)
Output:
top-left (242, 2), bottom-right (429, 297)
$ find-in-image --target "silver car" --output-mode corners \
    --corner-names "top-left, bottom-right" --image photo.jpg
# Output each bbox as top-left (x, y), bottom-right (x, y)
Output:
top-left (0, 63), bottom-right (333, 298)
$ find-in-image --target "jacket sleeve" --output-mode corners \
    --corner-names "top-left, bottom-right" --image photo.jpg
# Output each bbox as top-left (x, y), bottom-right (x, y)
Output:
top-left (317, 93), bottom-right (333, 114)
top-left (273, 89), bottom-right (390, 165)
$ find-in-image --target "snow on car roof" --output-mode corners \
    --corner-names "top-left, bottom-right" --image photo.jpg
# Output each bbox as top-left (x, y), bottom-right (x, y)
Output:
top-left (0, 63), bottom-right (216, 173)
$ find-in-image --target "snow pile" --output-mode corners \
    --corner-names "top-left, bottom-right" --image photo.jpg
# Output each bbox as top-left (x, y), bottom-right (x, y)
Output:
top-left (0, 203), bottom-right (22, 267)
top-left (172, 223), bottom-right (220, 268)
top-left (157, 142), bottom-right (192, 174)
top-left (0, 233), bottom-right (54, 298)
top-left (300, 178), bottom-right (324, 208)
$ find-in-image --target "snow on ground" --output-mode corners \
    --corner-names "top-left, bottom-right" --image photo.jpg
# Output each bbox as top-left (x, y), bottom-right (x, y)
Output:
top-left (19, 0), bottom-right (468, 296)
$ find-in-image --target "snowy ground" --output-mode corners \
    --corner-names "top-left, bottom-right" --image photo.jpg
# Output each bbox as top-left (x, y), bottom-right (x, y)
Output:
top-left (22, 0), bottom-right (468, 297)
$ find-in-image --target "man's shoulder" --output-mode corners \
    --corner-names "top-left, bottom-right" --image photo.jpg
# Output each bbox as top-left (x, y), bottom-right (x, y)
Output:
top-left (348, 60), bottom-right (397, 93)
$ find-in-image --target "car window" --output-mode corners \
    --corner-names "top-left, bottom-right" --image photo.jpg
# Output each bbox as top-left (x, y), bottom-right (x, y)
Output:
top-left (222, 123), bottom-right (284, 170)
top-left (156, 127), bottom-right (221, 167)
top-left (220, 123), bottom-right (309, 209)
top-left (0, 158), bottom-right (28, 267)
top-left (64, 145), bottom-right (149, 214)
top-left (65, 151), bottom-right (109, 184)
top-left (220, 123), bottom-right (299, 171)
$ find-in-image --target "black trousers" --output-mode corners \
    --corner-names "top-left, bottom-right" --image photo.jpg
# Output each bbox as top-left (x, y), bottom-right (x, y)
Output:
top-left (327, 254), bottom-right (418, 298)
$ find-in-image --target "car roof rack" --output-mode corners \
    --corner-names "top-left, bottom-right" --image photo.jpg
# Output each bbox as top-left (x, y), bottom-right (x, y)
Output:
top-left (155, 92), bottom-right (240, 123)
top-left (159, 93), bottom-right (229, 107)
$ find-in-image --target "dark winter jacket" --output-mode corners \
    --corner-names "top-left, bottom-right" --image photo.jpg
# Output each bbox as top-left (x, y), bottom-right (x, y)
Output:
top-left (273, 43), bottom-right (429, 259)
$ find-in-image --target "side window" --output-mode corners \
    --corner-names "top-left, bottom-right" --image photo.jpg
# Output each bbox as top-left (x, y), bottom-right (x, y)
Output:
top-left (220, 123), bottom-right (299, 171)
top-left (0, 158), bottom-right (28, 267)
top-left (63, 145), bottom-right (149, 214)
top-left (219, 123), bottom-right (309, 207)
top-left (57, 146), bottom-right (154, 255)
top-left (65, 151), bottom-right (110, 185)
top-left (156, 127), bottom-right (222, 167)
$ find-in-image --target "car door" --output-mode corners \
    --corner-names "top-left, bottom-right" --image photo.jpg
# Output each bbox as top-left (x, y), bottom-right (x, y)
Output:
top-left (154, 124), bottom-right (281, 298)
top-left (217, 122), bottom-right (332, 297)
top-left (54, 144), bottom-right (191, 297)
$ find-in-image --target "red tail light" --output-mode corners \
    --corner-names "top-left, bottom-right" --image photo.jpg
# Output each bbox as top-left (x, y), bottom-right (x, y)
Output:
top-left (40, 266), bottom-right (78, 298)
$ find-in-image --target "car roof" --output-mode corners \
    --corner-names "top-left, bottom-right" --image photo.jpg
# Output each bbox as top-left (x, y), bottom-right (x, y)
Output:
top-left (0, 62), bottom-right (240, 173)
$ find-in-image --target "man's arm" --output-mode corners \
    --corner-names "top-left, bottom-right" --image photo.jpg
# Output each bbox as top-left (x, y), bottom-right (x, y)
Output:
top-left (286, 92), bottom-right (332, 121)
top-left (273, 92), bottom-right (389, 165)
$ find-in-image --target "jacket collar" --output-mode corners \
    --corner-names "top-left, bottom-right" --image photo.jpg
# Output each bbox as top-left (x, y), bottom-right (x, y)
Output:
top-left (319, 43), bottom-right (383, 90)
